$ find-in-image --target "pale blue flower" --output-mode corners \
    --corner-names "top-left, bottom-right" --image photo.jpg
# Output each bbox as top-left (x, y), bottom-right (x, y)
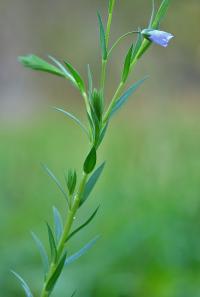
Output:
top-left (142, 29), bottom-right (174, 47)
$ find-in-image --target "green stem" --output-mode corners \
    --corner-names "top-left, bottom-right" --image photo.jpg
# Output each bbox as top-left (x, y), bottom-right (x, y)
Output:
top-left (100, 59), bottom-right (107, 92)
top-left (40, 173), bottom-right (88, 297)
top-left (103, 81), bottom-right (124, 123)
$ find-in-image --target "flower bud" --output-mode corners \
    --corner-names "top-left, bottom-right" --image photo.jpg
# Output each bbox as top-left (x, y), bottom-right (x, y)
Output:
top-left (142, 29), bottom-right (174, 47)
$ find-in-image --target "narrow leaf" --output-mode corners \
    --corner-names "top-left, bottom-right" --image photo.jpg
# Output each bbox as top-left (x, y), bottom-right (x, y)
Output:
top-left (87, 111), bottom-right (95, 143)
top-left (64, 61), bottom-right (86, 93)
top-left (110, 77), bottom-right (148, 119)
top-left (152, 0), bottom-right (170, 29)
top-left (70, 291), bottom-right (76, 297)
top-left (53, 207), bottom-right (63, 243)
top-left (148, 0), bottom-right (155, 28)
top-left (46, 252), bottom-right (67, 292)
top-left (89, 103), bottom-right (101, 147)
top-left (65, 236), bottom-right (99, 266)
top-left (83, 147), bottom-right (97, 174)
top-left (92, 89), bottom-right (103, 121)
top-left (31, 232), bottom-right (49, 276)
top-left (48, 55), bottom-right (76, 84)
top-left (11, 271), bottom-right (33, 297)
top-left (97, 124), bottom-right (108, 148)
top-left (18, 55), bottom-right (65, 78)
top-left (97, 12), bottom-right (107, 60)
top-left (47, 223), bottom-right (57, 263)
top-left (87, 64), bottom-right (93, 102)
top-left (65, 169), bottom-right (77, 196)
top-left (122, 44), bottom-right (133, 83)
top-left (81, 162), bottom-right (105, 206)
top-left (54, 107), bottom-right (89, 137)
top-left (131, 32), bottom-right (143, 62)
top-left (66, 206), bottom-right (100, 242)
top-left (42, 164), bottom-right (68, 202)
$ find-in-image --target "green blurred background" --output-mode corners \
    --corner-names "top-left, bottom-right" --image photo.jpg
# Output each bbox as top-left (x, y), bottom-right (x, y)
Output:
top-left (1, 0), bottom-right (200, 296)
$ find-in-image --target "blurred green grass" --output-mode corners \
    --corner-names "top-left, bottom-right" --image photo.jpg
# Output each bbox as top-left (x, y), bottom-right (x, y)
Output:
top-left (1, 101), bottom-right (200, 297)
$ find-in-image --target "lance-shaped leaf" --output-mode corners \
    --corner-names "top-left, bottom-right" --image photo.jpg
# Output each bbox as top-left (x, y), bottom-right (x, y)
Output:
top-left (65, 236), bottom-right (99, 266)
top-left (148, 0), bottom-right (155, 28)
top-left (97, 12), bottom-right (107, 60)
top-left (92, 89), bottom-right (103, 122)
top-left (53, 207), bottom-right (63, 243)
top-left (47, 223), bottom-right (57, 263)
top-left (97, 124), bottom-right (108, 148)
top-left (110, 77), bottom-right (148, 119)
top-left (122, 44), bottom-right (133, 83)
top-left (46, 252), bottom-right (67, 292)
top-left (48, 55), bottom-right (76, 84)
top-left (31, 232), bottom-right (49, 276)
top-left (70, 291), bottom-right (76, 297)
top-left (64, 61), bottom-right (86, 94)
top-left (11, 271), bottom-right (34, 297)
top-left (42, 164), bottom-right (69, 202)
top-left (152, 0), bottom-right (170, 29)
top-left (54, 107), bottom-right (89, 138)
top-left (87, 64), bottom-right (93, 102)
top-left (66, 206), bottom-right (100, 242)
top-left (18, 55), bottom-right (65, 78)
top-left (65, 169), bottom-right (77, 196)
top-left (89, 104), bottom-right (101, 147)
top-left (131, 32), bottom-right (143, 63)
top-left (80, 162), bottom-right (105, 206)
top-left (83, 147), bottom-right (97, 174)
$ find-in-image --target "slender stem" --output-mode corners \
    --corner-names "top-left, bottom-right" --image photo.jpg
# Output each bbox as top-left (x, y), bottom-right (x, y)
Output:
top-left (108, 31), bottom-right (139, 57)
top-left (103, 81), bottom-right (124, 123)
top-left (100, 59), bottom-right (107, 92)
top-left (40, 173), bottom-right (88, 297)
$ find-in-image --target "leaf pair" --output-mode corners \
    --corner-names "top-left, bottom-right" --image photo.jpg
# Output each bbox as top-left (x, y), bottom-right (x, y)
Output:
top-left (31, 207), bottom-right (63, 278)
top-left (19, 55), bottom-right (86, 95)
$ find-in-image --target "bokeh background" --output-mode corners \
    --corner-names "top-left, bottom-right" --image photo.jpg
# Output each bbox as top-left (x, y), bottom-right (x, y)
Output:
top-left (1, 0), bottom-right (200, 296)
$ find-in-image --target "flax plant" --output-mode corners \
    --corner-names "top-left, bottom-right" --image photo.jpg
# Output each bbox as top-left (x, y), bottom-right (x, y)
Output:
top-left (13, 1), bottom-right (173, 296)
